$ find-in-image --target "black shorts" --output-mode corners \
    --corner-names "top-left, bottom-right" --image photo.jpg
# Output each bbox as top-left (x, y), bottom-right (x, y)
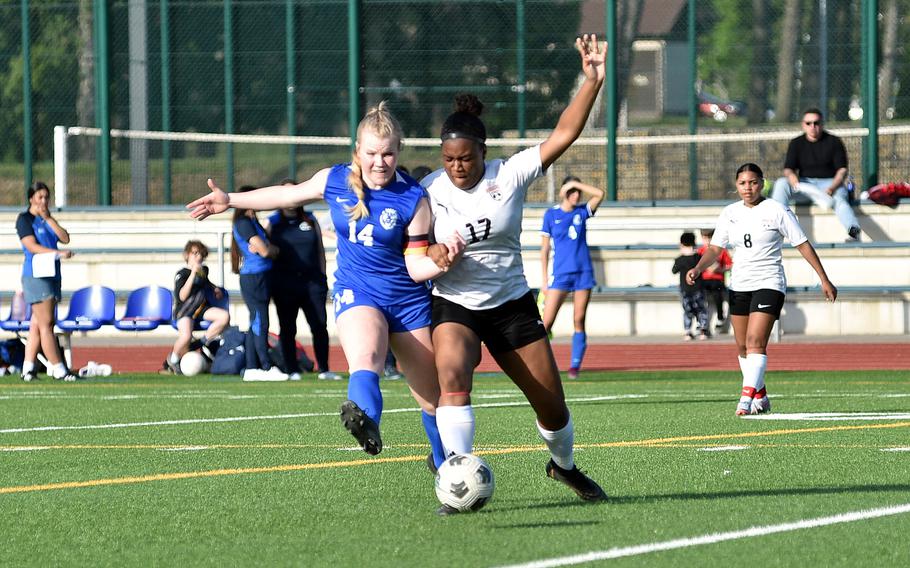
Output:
top-left (431, 291), bottom-right (547, 355)
top-left (728, 289), bottom-right (786, 319)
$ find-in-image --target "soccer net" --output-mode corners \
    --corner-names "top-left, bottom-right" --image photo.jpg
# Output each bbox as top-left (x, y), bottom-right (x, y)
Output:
top-left (55, 124), bottom-right (910, 207)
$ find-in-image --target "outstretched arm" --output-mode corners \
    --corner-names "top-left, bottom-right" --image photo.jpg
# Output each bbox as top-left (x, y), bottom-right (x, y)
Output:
top-left (187, 169), bottom-right (330, 220)
top-left (539, 34), bottom-right (606, 170)
top-left (795, 241), bottom-right (837, 301)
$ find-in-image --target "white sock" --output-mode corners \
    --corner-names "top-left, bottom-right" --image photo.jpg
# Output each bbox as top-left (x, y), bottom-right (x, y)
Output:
top-left (168, 352), bottom-right (180, 365)
top-left (737, 356), bottom-right (748, 378)
top-left (52, 362), bottom-right (67, 379)
top-left (737, 356), bottom-right (750, 402)
top-left (746, 353), bottom-right (767, 392)
top-left (435, 405), bottom-right (475, 456)
top-left (22, 361), bottom-right (35, 375)
top-left (537, 415), bottom-right (574, 471)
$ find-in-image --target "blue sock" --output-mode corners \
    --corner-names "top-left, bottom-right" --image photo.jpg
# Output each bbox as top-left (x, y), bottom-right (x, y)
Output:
top-left (421, 410), bottom-right (446, 468)
top-left (570, 332), bottom-right (587, 370)
top-left (347, 370), bottom-right (382, 423)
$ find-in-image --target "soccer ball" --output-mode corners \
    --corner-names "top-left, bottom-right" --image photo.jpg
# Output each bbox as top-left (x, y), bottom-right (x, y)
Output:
top-left (180, 351), bottom-right (208, 376)
top-left (434, 453), bottom-right (495, 512)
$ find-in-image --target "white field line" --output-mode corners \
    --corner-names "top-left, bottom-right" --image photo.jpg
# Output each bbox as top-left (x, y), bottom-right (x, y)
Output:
top-left (495, 502), bottom-right (910, 568)
top-left (745, 413), bottom-right (910, 421)
top-left (881, 447), bottom-right (910, 452)
top-left (0, 446), bottom-right (49, 452)
top-left (697, 446), bottom-right (748, 452)
top-left (0, 394), bottom-right (641, 435)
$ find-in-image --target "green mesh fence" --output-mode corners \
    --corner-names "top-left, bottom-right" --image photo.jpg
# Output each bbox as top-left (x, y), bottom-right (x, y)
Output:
top-left (1, 0), bottom-right (908, 206)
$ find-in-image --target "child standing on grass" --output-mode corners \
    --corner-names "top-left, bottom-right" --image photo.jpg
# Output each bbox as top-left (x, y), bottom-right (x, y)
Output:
top-left (163, 240), bottom-right (230, 374)
top-left (672, 232), bottom-right (709, 340)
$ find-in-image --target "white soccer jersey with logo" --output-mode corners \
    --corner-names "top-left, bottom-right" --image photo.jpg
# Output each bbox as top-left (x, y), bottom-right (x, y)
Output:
top-left (423, 145), bottom-right (543, 309)
top-left (711, 198), bottom-right (808, 293)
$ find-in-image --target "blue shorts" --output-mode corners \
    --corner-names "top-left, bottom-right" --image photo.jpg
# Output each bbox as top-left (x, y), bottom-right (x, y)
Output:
top-left (549, 270), bottom-right (596, 292)
top-left (332, 287), bottom-right (431, 333)
top-left (22, 275), bottom-right (61, 304)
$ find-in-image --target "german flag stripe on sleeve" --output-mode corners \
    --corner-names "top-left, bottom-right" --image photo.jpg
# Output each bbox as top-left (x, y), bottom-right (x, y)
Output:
top-left (404, 234), bottom-right (429, 255)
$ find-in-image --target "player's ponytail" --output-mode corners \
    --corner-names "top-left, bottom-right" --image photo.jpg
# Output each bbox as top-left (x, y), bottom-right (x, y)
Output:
top-left (347, 101), bottom-right (403, 221)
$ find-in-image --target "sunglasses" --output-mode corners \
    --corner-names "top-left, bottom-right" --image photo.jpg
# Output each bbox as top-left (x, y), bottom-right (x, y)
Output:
top-left (804, 120), bottom-right (822, 126)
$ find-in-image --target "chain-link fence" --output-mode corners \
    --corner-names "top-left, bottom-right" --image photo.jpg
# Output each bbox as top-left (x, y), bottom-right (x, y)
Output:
top-left (2, 0), bottom-right (907, 206)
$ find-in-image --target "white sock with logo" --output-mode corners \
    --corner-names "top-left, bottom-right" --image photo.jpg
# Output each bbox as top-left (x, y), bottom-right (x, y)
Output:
top-left (537, 415), bottom-right (574, 471)
top-left (435, 405), bottom-right (475, 456)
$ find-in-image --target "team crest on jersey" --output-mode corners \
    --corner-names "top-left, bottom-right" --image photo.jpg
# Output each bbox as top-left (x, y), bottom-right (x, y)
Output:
top-left (761, 219), bottom-right (775, 230)
top-left (379, 208), bottom-right (398, 230)
top-left (486, 184), bottom-right (502, 201)
top-left (573, 213), bottom-right (581, 225)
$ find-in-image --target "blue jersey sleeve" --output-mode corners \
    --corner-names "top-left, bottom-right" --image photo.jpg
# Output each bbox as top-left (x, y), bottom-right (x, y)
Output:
top-left (234, 217), bottom-right (258, 242)
top-left (16, 212), bottom-right (34, 240)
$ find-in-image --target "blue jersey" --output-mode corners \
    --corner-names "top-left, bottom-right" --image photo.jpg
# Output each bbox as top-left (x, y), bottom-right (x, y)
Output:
top-left (541, 204), bottom-right (594, 276)
top-left (16, 211), bottom-right (59, 278)
top-left (233, 216), bottom-right (272, 275)
top-left (324, 164), bottom-right (429, 306)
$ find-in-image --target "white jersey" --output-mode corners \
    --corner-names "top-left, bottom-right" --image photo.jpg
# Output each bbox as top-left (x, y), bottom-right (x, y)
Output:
top-left (423, 145), bottom-right (543, 309)
top-left (711, 198), bottom-right (808, 293)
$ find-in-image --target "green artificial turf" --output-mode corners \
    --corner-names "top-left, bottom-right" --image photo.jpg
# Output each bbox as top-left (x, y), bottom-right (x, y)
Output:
top-left (1, 370), bottom-right (909, 566)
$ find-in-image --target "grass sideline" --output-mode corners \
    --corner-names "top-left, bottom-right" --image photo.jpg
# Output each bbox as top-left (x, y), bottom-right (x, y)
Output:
top-left (1, 370), bottom-right (909, 566)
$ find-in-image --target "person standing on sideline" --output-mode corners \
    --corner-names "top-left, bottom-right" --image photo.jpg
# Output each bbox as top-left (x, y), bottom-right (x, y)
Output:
top-left (231, 186), bottom-right (283, 381)
top-left (770, 108), bottom-right (861, 241)
top-left (540, 175), bottom-right (604, 378)
top-left (688, 163), bottom-right (837, 415)
top-left (189, 103), bottom-right (463, 469)
top-left (423, 35), bottom-right (608, 514)
top-left (267, 179), bottom-right (339, 381)
top-left (164, 240), bottom-right (230, 374)
top-left (698, 228), bottom-right (732, 332)
top-left (672, 232), bottom-right (709, 341)
top-left (16, 182), bottom-right (77, 382)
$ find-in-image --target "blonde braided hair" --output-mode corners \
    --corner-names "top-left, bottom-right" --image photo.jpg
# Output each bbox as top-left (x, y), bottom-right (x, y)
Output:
top-left (347, 101), bottom-right (404, 220)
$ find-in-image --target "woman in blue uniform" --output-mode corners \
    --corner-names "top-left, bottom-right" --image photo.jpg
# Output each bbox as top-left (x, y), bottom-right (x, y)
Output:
top-left (16, 182), bottom-right (76, 382)
top-left (231, 186), bottom-right (280, 380)
top-left (189, 103), bottom-right (463, 465)
top-left (540, 176), bottom-right (604, 379)
top-left (266, 180), bottom-right (338, 381)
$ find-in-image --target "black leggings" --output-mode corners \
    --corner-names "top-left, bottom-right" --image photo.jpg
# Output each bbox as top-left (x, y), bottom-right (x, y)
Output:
top-left (273, 278), bottom-right (329, 373)
top-left (240, 272), bottom-right (271, 370)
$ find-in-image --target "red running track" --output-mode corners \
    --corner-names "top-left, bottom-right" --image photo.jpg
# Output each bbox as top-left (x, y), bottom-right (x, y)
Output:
top-left (71, 342), bottom-right (910, 374)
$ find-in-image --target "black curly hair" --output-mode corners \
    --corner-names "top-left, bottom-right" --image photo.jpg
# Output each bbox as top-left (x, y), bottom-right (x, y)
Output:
top-left (440, 93), bottom-right (487, 144)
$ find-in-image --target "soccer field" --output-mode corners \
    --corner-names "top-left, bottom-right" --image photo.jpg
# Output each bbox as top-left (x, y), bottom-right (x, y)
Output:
top-left (2, 370), bottom-right (909, 566)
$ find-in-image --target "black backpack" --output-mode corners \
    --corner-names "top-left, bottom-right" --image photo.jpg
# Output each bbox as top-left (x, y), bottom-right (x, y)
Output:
top-left (210, 326), bottom-right (246, 375)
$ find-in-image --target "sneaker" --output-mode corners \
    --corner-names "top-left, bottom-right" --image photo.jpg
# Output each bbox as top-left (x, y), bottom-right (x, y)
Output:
top-left (697, 333), bottom-right (709, 341)
top-left (318, 371), bottom-right (343, 381)
top-left (545, 459), bottom-right (607, 502)
top-left (567, 367), bottom-right (579, 380)
top-left (242, 368), bottom-right (263, 382)
top-left (847, 226), bottom-right (861, 241)
top-left (340, 400), bottom-right (382, 455)
top-left (426, 453), bottom-right (438, 475)
top-left (382, 367), bottom-right (404, 381)
top-left (751, 395), bottom-right (771, 414)
top-left (265, 366), bottom-right (289, 381)
top-left (160, 358), bottom-right (181, 375)
top-left (288, 372), bottom-right (302, 381)
top-left (683, 333), bottom-right (693, 341)
top-left (21, 370), bottom-right (37, 382)
top-left (735, 399), bottom-right (752, 416)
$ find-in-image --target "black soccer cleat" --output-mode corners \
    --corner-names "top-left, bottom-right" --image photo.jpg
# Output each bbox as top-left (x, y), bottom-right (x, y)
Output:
top-left (340, 400), bottom-right (382, 455)
top-left (545, 459), bottom-right (608, 502)
top-left (21, 371), bottom-right (38, 382)
top-left (436, 503), bottom-right (461, 516)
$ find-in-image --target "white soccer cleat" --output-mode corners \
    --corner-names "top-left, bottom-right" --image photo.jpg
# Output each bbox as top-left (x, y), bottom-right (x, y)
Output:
top-left (317, 371), bottom-right (343, 381)
top-left (750, 395), bottom-right (771, 414)
top-left (735, 399), bottom-right (752, 416)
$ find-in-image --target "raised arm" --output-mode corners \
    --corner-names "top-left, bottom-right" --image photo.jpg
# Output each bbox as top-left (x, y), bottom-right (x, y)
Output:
top-left (188, 169), bottom-right (330, 220)
top-left (539, 35), bottom-right (606, 170)
top-left (562, 179), bottom-right (605, 213)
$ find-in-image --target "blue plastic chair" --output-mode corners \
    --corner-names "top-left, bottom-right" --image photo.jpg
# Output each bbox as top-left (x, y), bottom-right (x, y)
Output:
top-left (58, 286), bottom-right (116, 332)
top-left (114, 286), bottom-right (173, 331)
top-left (171, 287), bottom-right (229, 330)
top-left (1, 295), bottom-right (32, 332)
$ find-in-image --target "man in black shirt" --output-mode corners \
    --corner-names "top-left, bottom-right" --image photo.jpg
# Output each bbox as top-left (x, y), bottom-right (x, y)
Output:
top-left (770, 108), bottom-right (861, 241)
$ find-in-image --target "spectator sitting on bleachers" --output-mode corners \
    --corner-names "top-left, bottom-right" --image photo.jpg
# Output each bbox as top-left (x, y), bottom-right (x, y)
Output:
top-left (163, 240), bottom-right (230, 374)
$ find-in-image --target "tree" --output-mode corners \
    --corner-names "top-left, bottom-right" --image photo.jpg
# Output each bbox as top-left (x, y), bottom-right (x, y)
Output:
top-left (774, 0), bottom-right (800, 122)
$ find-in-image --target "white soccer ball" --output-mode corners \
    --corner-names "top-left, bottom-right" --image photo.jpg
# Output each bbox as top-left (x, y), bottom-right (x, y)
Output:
top-left (180, 351), bottom-right (208, 377)
top-left (434, 453), bottom-right (495, 512)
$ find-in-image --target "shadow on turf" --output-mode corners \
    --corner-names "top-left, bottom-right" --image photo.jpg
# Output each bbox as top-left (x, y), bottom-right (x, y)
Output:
top-left (605, 483), bottom-right (910, 505)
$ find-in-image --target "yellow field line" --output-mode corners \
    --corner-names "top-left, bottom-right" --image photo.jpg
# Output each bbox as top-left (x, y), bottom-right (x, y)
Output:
top-left (2, 421), bottom-right (908, 496)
